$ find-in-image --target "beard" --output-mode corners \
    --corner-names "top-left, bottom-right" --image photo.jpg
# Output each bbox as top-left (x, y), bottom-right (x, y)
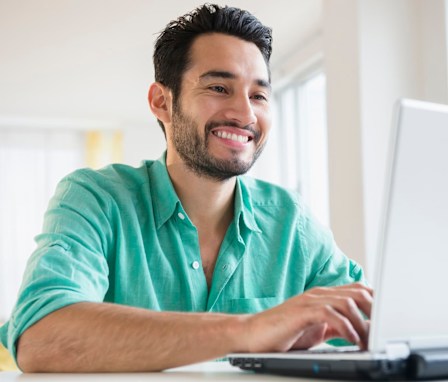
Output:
top-left (170, 101), bottom-right (266, 182)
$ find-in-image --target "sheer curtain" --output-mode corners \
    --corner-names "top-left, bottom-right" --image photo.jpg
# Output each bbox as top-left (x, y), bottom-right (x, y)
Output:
top-left (0, 129), bottom-right (84, 321)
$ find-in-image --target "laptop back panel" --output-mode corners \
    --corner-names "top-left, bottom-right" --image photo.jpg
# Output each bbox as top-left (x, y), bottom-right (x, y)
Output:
top-left (370, 99), bottom-right (448, 353)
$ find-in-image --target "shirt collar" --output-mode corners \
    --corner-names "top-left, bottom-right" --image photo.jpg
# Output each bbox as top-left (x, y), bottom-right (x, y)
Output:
top-left (235, 177), bottom-right (262, 234)
top-left (147, 152), bottom-right (261, 234)
top-left (147, 152), bottom-right (182, 229)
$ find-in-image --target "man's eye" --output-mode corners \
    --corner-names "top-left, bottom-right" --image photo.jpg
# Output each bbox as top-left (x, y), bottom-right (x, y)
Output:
top-left (252, 94), bottom-right (268, 101)
top-left (210, 86), bottom-right (226, 93)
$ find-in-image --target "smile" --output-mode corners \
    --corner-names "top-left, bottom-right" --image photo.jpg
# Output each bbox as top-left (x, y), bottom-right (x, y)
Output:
top-left (213, 131), bottom-right (251, 143)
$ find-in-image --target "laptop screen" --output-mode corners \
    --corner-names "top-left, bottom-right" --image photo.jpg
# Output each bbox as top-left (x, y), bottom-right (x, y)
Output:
top-left (370, 99), bottom-right (448, 353)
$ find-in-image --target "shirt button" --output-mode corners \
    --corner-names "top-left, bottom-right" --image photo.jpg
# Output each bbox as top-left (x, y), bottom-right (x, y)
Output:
top-left (178, 212), bottom-right (185, 220)
top-left (192, 261), bottom-right (200, 270)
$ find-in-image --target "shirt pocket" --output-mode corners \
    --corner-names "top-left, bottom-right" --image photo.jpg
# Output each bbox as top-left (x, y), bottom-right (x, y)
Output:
top-left (223, 296), bottom-right (283, 314)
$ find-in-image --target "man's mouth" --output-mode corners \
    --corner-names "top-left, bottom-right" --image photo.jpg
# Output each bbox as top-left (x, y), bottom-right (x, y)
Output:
top-left (212, 130), bottom-right (252, 143)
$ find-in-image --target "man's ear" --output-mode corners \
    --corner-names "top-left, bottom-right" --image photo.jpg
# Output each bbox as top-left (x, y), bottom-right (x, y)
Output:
top-left (148, 82), bottom-right (173, 124)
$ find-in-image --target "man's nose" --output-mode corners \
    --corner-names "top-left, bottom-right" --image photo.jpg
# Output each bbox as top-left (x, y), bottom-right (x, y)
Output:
top-left (222, 93), bottom-right (257, 127)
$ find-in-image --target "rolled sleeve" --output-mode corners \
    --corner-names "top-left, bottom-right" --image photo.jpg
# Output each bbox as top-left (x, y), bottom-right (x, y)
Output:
top-left (1, 171), bottom-right (112, 361)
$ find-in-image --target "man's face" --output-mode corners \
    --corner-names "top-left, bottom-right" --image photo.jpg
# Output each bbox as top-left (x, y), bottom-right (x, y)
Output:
top-left (167, 33), bottom-right (272, 181)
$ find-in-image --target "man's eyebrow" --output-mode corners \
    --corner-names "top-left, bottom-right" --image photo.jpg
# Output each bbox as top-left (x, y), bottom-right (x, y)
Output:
top-left (199, 70), bottom-right (236, 80)
top-left (256, 79), bottom-right (271, 92)
top-left (199, 70), bottom-right (271, 91)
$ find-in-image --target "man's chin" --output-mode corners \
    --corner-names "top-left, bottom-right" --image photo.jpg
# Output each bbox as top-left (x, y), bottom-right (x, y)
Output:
top-left (210, 149), bottom-right (254, 165)
top-left (189, 157), bottom-right (254, 181)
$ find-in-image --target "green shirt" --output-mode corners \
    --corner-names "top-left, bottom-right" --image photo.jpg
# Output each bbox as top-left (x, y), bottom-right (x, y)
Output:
top-left (0, 153), bottom-right (364, 360)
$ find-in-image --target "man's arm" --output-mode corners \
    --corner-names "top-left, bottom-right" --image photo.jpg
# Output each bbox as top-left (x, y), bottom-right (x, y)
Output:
top-left (17, 283), bottom-right (372, 372)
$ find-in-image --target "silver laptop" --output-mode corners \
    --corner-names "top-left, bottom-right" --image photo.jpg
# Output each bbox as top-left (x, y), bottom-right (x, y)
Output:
top-left (229, 99), bottom-right (448, 380)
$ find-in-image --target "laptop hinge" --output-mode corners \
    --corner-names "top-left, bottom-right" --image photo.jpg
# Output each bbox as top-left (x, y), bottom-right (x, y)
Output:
top-left (385, 342), bottom-right (411, 359)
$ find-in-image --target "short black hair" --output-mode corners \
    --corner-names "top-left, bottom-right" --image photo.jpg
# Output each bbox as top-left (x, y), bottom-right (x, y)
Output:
top-left (153, 3), bottom-right (273, 135)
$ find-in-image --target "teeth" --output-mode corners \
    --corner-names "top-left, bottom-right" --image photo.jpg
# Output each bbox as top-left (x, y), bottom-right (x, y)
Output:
top-left (215, 131), bottom-right (249, 143)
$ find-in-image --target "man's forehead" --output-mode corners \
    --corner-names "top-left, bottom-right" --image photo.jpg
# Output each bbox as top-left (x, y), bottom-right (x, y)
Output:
top-left (186, 33), bottom-right (270, 84)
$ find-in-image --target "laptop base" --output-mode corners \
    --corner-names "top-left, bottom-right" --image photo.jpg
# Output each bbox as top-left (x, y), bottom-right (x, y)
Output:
top-left (229, 356), bottom-right (408, 380)
top-left (230, 349), bottom-right (448, 380)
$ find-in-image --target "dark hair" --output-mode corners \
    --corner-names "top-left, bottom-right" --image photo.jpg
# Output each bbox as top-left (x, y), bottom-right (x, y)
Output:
top-left (153, 3), bottom-right (273, 135)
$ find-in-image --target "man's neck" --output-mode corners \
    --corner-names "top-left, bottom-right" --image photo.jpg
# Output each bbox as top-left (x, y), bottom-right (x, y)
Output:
top-left (165, 157), bottom-right (236, 234)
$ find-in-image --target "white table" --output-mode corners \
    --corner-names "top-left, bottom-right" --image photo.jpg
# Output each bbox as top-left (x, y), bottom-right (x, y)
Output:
top-left (0, 361), bottom-right (305, 381)
top-left (5, 361), bottom-right (448, 381)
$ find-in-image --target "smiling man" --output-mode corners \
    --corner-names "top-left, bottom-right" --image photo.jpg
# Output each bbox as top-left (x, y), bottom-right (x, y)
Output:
top-left (0, 4), bottom-right (372, 372)
top-left (165, 34), bottom-right (271, 180)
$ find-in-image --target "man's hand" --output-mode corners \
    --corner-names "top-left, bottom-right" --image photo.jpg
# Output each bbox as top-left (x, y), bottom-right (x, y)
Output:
top-left (242, 283), bottom-right (372, 353)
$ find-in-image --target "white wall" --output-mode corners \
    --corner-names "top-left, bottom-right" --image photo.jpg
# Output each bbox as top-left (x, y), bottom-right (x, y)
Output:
top-left (122, 125), bottom-right (166, 166)
top-left (323, 1), bottom-right (366, 269)
top-left (323, 0), bottom-right (448, 278)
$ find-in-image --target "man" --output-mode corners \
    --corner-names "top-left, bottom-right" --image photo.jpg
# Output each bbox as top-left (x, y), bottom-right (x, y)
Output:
top-left (0, 4), bottom-right (372, 372)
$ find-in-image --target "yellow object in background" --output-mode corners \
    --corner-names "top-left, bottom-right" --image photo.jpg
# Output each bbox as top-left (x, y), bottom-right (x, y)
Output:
top-left (0, 341), bottom-right (17, 371)
top-left (0, 322), bottom-right (17, 371)
top-left (86, 130), bottom-right (123, 169)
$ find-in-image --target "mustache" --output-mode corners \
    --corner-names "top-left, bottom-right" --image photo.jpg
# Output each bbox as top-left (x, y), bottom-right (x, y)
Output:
top-left (205, 120), bottom-right (260, 141)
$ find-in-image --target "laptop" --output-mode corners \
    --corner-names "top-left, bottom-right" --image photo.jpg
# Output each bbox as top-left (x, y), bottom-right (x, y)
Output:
top-left (228, 99), bottom-right (448, 380)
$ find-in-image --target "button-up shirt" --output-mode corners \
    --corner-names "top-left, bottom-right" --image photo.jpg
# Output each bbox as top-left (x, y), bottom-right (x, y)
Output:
top-left (0, 152), bottom-right (364, 359)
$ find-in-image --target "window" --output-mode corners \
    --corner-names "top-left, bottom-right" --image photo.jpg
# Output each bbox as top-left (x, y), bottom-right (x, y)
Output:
top-left (250, 72), bottom-right (329, 226)
top-left (0, 129), bottom-right (84, 321)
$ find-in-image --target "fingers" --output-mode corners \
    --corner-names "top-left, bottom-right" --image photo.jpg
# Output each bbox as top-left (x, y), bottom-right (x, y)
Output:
top-left (292, 323), bottom-right (328, 349)
top-left (324, 296), bottom-right (369, 348)
top-left (298, 294), bottom-right (368, 348)
top-left (295, 283), bottom-right (372, 349)
top-left (315, 305), bottom-right (362, 346)
top-left (308, 283), bottom-right (373, 318)
top-left (243, 283), bottom-right (373, 354)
